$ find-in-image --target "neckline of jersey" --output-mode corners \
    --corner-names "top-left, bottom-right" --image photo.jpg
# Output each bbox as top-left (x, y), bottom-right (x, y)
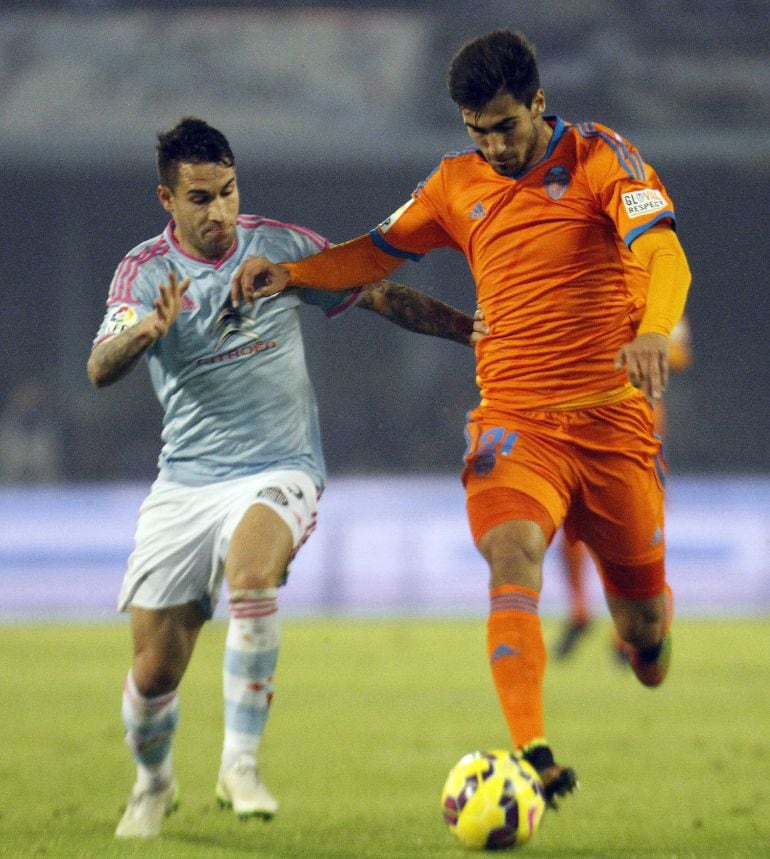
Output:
top-left (509, 114), bottom-right (566, 180)
top-left (164, 221), bottom-right (239, 270)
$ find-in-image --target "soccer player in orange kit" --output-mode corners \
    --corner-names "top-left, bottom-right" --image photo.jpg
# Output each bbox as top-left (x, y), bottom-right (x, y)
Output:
top-left (229, 30), bottom-right (692, 807)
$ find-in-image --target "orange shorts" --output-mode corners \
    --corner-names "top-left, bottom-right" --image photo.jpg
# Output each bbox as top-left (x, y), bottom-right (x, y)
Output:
top-left (462, 397), bottom-right (666, 571)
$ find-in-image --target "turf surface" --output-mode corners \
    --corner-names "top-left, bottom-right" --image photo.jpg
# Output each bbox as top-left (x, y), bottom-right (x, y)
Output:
top-left (0, 617), bottom-right (767, 857)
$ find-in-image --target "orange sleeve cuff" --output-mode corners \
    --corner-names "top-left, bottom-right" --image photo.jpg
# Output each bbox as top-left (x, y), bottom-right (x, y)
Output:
top-left (285, 233), bottom-right (405, 292)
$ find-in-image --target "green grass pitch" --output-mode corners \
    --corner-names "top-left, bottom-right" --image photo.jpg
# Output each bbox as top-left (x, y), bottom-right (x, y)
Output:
top-left (0, 617), bottom-right (768, 857)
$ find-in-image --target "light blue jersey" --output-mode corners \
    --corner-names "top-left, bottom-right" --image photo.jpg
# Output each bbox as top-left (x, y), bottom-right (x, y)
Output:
top-left (94, 215), bottom-right (361, 488)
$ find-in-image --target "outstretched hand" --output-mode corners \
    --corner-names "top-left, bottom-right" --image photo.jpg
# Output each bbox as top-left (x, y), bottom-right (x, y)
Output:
top-left (143, 272), bottom-right (191, 340)
top-left (231, 256), bottom-right (290, 307)
top-left (614, 331), bottom-right (669, 402)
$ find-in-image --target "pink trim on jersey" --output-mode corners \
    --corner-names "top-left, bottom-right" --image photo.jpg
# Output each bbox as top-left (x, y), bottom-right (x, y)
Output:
top-left (108, 236), bottom-right (169, 304)
top-left (237, 214), bottom-right (330, 251)
top-left (325, 286), bottom-right (363, 318)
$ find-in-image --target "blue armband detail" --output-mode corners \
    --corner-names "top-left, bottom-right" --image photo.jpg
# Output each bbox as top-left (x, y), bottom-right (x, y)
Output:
top-left (368, 228), bottom-right (424, 262)
top-left (625, 212), bottom-right (676, 247)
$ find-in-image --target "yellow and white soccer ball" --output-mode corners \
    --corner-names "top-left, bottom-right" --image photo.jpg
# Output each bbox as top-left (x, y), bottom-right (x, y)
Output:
top-left (441, 750), bottom-right (546, 850)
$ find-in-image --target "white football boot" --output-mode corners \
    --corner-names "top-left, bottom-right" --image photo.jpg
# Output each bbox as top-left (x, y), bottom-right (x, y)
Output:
top-left (216, 754), bottom-right (278, 820)
top-left (115, 779), bottom-right (179, 838)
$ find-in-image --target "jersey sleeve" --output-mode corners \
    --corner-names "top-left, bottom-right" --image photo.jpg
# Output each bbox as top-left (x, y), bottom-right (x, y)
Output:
top-left (93, 256), bottom-right (162, 345)
top-left (283, 227), bottom-right (364, 314)
top-left (583, 124), bottom-right (677, 247)
top-left (369, 163), bottom-right (462, 259)
top-left (295, 285), bottom-right (363, 317)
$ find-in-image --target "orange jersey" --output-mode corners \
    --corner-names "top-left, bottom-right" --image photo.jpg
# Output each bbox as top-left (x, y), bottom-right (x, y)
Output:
top-left (370, 116), bottom-right (677, 413)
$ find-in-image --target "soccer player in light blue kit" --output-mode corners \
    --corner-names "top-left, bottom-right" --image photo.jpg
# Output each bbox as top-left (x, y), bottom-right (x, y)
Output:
top-left (88, 118), bottom-right (482, 839)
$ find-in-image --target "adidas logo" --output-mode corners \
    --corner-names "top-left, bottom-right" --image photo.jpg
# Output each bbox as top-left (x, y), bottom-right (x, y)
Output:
top-left (469, 201), bottom-right (486, 219)
top-left (649, 526), bottom-right (664, 546)
top-left (490, 643), bottom-right (519, 663)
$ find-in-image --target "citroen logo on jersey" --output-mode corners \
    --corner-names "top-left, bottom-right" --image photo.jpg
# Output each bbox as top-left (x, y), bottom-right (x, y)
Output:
top-left (212, 299), bottom-right (261, 350)
top-left (544, 165), bottom-right (570, 200)
top-left (469, 201), bottom-right (487, 220)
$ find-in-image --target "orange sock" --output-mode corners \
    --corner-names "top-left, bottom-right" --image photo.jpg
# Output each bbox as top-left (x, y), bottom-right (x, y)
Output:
top-left (487, 584), bottom-right (547, 749)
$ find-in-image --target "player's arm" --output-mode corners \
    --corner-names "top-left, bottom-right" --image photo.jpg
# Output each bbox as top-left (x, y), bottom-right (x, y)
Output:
top-left (668, 316), bottom-right (693, 372)
top-left (356, 280), bottom-right (488, 346)
top-left (230, 234), bottom-right (404, 306)
top-left (87, 272), bottom-right (190, 388)
top-left (614, 224), bottom-right (692, 401)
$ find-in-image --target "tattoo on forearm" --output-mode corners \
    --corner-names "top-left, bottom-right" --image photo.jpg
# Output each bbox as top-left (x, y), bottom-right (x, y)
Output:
top-left (88, 326), bottom-right (155, 387)
top-left (359, 281), bottom-right (473, 345)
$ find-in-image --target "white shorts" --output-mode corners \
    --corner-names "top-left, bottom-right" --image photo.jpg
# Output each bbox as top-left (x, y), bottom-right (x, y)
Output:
top-left (118, 469), bottom-right (319, 618)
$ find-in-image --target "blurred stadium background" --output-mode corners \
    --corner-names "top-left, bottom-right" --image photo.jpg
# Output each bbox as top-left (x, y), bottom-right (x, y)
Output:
top-left (0, 0), bottom-right (768, 620)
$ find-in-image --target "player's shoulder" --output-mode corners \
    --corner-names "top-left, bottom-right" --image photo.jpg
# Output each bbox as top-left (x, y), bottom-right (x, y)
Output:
top-left (565, 120), bottom-right (646, 179)
top-left (568, 119), bottom-right (633, 144)
top-left (114, 233), bottom-right (171, 288)
top-left (111, 233), bottom-right (171, 298)
top-left (119, 232), bottom-right (170, 268)
top-left (237, 214), bottom-right (329, 257)
top-left (416, 146), bottom-right (484, 192)
top-left (439, 145), bottom-right (481, 163)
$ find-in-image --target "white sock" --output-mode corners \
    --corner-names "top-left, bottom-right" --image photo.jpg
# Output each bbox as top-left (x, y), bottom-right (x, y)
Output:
top-left (221, 588), bottom-right (280, 772)
top-left (121, 669), bottom-right (178, 790)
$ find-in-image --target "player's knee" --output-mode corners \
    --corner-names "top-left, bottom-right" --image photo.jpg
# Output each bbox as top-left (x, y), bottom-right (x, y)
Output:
top-left (132, 658), bottom-right (183, 698)
top-left (614, 601), bottom-right (665, 649)
top-left (227, 563), bottom-right (282, 592)
top-left (479, 521), bottom-right (546, 589)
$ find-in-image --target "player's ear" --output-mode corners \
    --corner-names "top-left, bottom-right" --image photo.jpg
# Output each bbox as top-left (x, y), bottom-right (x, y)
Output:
top-left (157, 184), bottom-right (174, 214)
top-left (532, 89), bottom-right (546, 116)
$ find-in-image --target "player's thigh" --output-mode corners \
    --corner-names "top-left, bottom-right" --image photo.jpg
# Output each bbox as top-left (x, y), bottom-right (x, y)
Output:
top-left (223, 469), bottom-right (319, 590)
top-left (225, 503), bottom-right (294, 590)
top-left (463, 416), bottom-right (572, 548)
top-left (573, 448), bottom-right (666, 568)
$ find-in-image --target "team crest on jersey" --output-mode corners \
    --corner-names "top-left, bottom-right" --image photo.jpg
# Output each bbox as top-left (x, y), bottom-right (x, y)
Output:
top-left (105, 304), bottom-right (138, 335)
top-left (211, 298), bottom-right (260, 350)
top-left (622, 189), bottom-right (667, 218)
top-left (544, 165), bottom-right (570, 200)
top-left (473, 451), bottom-right (497, 476)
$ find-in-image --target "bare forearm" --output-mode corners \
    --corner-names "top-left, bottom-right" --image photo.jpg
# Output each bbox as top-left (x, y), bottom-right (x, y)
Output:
top-left (357, 280), bottom-right (474, 345)
top-left (89, 273), bottom-right (188, 387)
top-left (87, 324), bottom-right (156, 388)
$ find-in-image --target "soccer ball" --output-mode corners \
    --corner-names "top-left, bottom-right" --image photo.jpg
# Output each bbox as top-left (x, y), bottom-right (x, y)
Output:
top-left (441, 750), bottom-right (546, 850)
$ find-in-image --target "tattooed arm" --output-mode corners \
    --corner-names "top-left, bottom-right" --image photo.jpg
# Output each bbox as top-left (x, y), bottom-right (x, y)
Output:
top-left (356, 280), bottom-right (485, 346)
top-left (87, 273), bottom-right (190, 388)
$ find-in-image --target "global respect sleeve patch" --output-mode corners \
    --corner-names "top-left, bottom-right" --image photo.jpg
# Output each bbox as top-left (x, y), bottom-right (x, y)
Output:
top-left (622, 189), bottom-right (667, 218)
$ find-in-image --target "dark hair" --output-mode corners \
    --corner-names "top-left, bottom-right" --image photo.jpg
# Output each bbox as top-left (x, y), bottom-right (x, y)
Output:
top-left (447, 30), bottom-right (540, 111)
top-left (155, 117), bottom-right (235, 189)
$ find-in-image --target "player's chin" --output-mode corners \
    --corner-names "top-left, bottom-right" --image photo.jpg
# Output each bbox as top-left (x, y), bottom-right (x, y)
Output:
top-left (489, 160), bottom-right (520, 177)
top-left (203, 235), bottom-right (233, 259)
